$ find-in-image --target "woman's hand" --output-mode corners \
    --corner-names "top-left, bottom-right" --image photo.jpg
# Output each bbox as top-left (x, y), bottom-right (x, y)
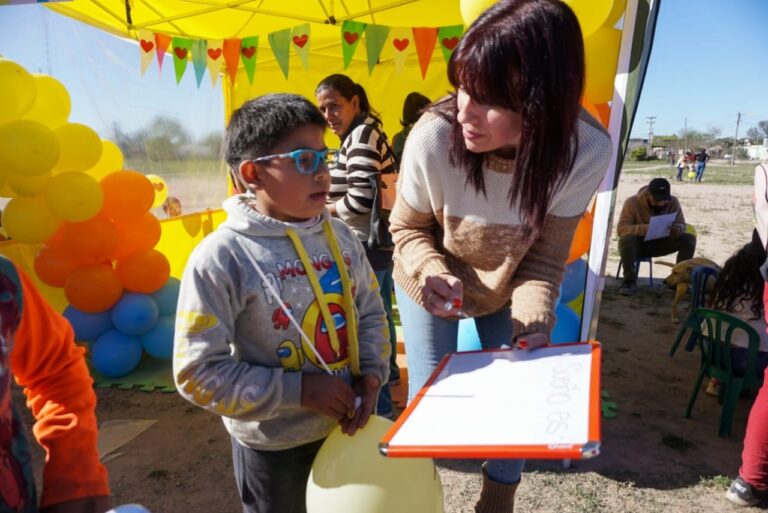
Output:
top-left (422, 274), bottom-right (463, 318)
top-left (515, 332), bottom-right (549, 350)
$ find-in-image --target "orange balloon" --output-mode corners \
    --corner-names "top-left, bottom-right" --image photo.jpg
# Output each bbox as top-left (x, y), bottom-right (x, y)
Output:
top-left (113, 213), bottom-right (162, 260)
top-left (595, 103), bottom-right (611, 127)
top-left (60, 215), bottom-right (118, 265)
top-left (567, 211), bottom-right (594, 264)
top-left (34, 244), bottom-right (79, 288)
top-left (100, 170), bottom-right (155, 220)
top-left (116, 249), bottom-right (170, 294)
top-left (64, 264), bottom-right (123, 313)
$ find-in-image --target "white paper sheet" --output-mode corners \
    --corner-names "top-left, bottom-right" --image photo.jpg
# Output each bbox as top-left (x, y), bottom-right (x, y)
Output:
top-left (387, 345), bottom-right (595, 448)
top-left (644, 213), bottom-right (677, 241)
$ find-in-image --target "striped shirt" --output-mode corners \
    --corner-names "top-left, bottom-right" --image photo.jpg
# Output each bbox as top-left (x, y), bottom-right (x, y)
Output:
top-left (328, 115), bottom-right (396, 241)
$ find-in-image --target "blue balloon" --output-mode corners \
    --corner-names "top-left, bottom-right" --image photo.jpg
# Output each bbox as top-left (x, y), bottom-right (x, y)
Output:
top-left (457, 318), bottom-right (482, 352)
top-left (560, 258), bottom-right (588, 304)
top-left (141, 316), bottom-right (175, 360)
top-left (150, 278), bottom-right (180, 316)
top-left (91, 330), bottom-right (143, 378)
top-left (109, 506), bottom-right (152, 513)
top-left (111, 293), bottom-right (159, 336)
top-left (63, 306), bottom-right (113, 342)
top-left (551, 303), bottom-right (581, 345)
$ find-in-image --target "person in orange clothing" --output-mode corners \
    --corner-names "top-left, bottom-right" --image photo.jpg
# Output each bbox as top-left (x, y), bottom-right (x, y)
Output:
top-left (0, 256), bottom-right (111, 513)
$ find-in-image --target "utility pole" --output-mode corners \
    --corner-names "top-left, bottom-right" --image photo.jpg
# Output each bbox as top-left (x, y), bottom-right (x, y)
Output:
top-left (684, 117), bottom-right (688, 151)
top-left (731, 112), bottom-right (741, 165)
top-left (646, 116), bottom-right (656, 156)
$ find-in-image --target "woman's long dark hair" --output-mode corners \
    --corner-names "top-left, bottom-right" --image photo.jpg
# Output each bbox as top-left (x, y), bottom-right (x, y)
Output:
top-left (434, 0), bottom-right (584, 239)
top-left (315, 74), bottom-right (383, 130)
top-left (713, 232), bottom-right (767, 319)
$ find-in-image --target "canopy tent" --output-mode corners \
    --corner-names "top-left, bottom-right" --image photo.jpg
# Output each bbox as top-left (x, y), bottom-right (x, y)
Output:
top-left (29, 0), bottom-right (663, 341)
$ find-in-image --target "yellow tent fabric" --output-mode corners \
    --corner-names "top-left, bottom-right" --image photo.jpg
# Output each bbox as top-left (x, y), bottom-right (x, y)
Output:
top-left (49, 0), bottom-right (463, 135)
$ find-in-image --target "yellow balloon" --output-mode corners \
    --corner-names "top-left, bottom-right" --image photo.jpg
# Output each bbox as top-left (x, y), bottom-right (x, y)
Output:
top-left (146, 174), bottom-right (169, 209)
top-left (0, 120), bottom-right (60, 177)
top-left (0, 59), bottom-right (37, 124)
top-left (562, 0), bottom-right (616, 37)
top-left (53, 123), bottom-right (103, 173)
top-left (22, 75), bottom-right (71, 129)
top-left (686, 224), bottom-right (697, 237)
top-left (84, 140), bottom-right (124, 181)
top-left (7, 172), bottom-right (51, 197)
top-left (44, 172), bottom-right (104, 222)
top-left (307, 416), bottom-right (443, 513)
top-left (4, 196), bottom-right (61, 243)
top-left (688, 171), bottom-right (696, 179)
top-left (459, 0), bottom-right (496, 26)
top-left (583, 27), bottom-right (622, 104)
top-left (605, 0), bottom-right (628, 26)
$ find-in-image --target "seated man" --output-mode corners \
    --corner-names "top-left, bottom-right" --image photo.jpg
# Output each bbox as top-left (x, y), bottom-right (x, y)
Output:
top-left (617, 177), bottom-right (696, 295)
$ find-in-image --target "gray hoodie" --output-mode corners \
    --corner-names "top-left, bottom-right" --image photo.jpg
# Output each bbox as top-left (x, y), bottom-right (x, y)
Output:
top-left (174, 195), bottom-right (390, 450)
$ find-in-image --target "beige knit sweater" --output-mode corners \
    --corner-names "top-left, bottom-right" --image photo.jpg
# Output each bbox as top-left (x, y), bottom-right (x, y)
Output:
top-left (390, 111), bottom-right (612, 338)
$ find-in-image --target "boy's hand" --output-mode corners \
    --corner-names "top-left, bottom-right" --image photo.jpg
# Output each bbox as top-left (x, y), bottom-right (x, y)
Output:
top-left (300, 373), bottom-right (355, 420)
top-left (340, 374), bottom-right (381, 436)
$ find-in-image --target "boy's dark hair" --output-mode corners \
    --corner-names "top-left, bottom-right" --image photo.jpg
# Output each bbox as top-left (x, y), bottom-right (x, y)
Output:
top-left (224, 93), bottom-right (326, 170)
top-left (713, 231), bottom-right (767, 319)
top-left (433, 0), bottom-right (584, 240)
top-left (315, 74), bottom-right (383, 130)
top-left (401, 92), bottom-right (431, 128)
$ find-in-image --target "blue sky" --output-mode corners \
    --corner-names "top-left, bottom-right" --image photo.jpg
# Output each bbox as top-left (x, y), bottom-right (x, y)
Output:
top-left (0, 1), bottom-right (766, 140)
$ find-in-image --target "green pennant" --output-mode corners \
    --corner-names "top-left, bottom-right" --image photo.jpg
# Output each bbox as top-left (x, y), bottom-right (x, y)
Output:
top-left (240, 35), bottom-right (259, 84)
top-left (291, 24), bottom-right (311, 71)
top-left (437, 25), bottom-right (464, 63)
top-left (171, 36), bottom-right (193, 84)
top-left (341, 20), bottom-right (366, 70)
top-left (268, 29), bottom-right (291, 79)
top-left (364, 24), bottom-right (390, 75)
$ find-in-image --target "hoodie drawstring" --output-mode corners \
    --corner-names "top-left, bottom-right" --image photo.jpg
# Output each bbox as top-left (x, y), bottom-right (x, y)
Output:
top-left (285, 220), bottom-right (360, 377)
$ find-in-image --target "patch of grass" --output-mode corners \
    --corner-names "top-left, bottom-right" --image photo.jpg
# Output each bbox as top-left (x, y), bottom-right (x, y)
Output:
top-left (661, 433), bottom-right (695, 453)
top-left (147, 469), bottom-right (170, 479)
top-left (698, 475), bottom-right (731, 490)
top-left (621, 162), bottom-right (755, 185)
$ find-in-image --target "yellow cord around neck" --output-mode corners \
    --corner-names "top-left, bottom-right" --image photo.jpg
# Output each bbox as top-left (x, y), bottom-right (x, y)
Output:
top-left (285, 220), bottom-right (360, 377)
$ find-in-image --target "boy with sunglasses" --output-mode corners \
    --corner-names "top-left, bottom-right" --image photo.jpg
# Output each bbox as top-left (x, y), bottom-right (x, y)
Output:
top-left (173, 94), bottom-right (390, 513)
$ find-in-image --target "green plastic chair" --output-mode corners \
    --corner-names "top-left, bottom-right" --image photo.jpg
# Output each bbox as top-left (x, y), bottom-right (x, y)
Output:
top-left (685, 308), bottom-right (764, 437)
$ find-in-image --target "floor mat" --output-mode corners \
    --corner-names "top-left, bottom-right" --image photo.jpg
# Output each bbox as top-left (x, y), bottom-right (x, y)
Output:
top-left (90, 355), bottom-right (176, 393)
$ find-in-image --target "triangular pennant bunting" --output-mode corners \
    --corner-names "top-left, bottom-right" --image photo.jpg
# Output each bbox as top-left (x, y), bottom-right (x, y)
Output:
top-left (138, 29), bottom-right (155, 76)
top-left (412, 27), bottom-right (438, 79)
top-left (291, 24), bottom-right (310, 71)
top-left (437, 25), bottom-right (464, 63)
top-left (171, 36), bottom-right (192, 84)
top-left (191, 39), bottom-right (207, 88)
top-left (223, 39), bottom-right (241, 84)
top-left (268, 28), bottom-right (291, 79)
top-left (364, 24), bottom-right (389, 75)
top-left (387, 26), bottom-right (412, 76)
top-left (341, 20), bottom-right (366, 70)
top-left (240, 35), bottom-right (259, 84)
top-left (154, 33), bottom-right (172, 73)
top-left (206, 39), bottom-right (223, 87)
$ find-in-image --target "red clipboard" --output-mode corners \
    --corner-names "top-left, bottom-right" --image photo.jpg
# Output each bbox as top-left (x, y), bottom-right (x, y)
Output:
top-left (380, 341), bottom-right (602, 460)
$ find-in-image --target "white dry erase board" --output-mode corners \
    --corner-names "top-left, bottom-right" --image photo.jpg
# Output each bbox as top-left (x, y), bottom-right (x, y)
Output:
top-left (380, 342), bottom-right (602, 460)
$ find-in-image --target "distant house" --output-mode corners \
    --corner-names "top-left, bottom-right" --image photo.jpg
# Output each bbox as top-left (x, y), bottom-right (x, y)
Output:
top-left (627, 138), bottom-right (647, 152)
top-left (745, 139), bottom-right (768, 161)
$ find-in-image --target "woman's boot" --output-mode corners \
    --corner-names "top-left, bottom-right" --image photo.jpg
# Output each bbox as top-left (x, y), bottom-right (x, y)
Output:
top-left (475, 465), bottom-right (519, 512)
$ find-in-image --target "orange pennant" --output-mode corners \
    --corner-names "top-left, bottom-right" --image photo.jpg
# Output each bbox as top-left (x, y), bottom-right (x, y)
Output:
top-left (412, 27), bottom-right (438, 79)
top-left (223, 39), bottom-right (242, 84)
top-left (155, 33), bottom-right (172, 71)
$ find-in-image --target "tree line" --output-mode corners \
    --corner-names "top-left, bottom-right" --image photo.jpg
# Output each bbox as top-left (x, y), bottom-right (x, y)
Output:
top-left (112, 116), bottom-right (223, 161)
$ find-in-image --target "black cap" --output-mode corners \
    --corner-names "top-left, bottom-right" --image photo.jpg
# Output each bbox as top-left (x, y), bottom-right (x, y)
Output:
top-left (648, 178), bottom-right (671, 201)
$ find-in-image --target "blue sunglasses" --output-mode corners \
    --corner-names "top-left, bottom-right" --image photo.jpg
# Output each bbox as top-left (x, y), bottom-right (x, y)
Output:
top-left (251, 148), bottom-right (338, 175)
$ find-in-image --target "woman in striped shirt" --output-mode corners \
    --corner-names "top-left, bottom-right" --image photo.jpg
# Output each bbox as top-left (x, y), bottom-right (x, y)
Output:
top-left (315, 74), bottom-right (399, 419)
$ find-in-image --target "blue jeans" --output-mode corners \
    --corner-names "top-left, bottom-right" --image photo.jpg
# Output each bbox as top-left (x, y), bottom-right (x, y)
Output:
top-left (375, 269), bottom-right (398, 419)
top-left (395, 285), bottom-right (525, 484)
top-left (695, 162), bottom-right (705, 182)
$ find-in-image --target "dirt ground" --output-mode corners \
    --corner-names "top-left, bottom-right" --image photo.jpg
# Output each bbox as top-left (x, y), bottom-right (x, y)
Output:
top-left (14, 165), bottom-right (764, 512)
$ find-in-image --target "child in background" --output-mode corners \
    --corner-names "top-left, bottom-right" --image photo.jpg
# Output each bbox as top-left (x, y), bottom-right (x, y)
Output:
top-left (173, 93), bottom-right (390, 513)
top-left (161, 197), bottom-right (182, 218)
top-left (0, 256), bottom-right (111, 512)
